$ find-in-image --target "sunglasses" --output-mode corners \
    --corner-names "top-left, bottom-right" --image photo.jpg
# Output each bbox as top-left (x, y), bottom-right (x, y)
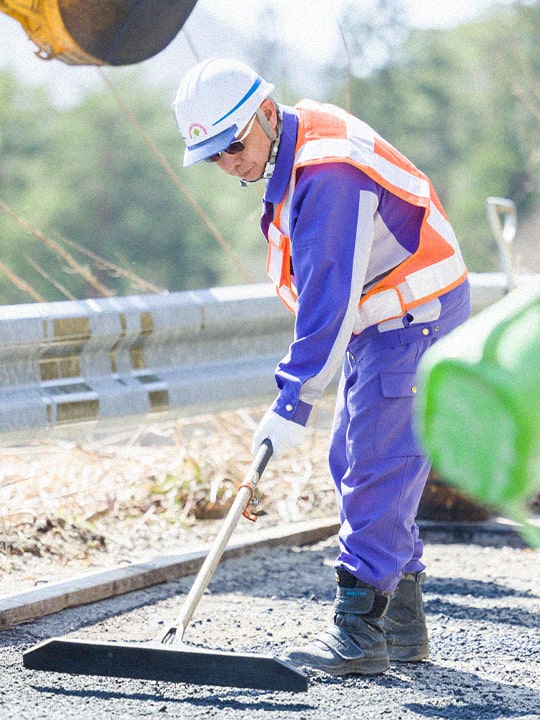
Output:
top-left (205, 114), bottom-right (257, 163)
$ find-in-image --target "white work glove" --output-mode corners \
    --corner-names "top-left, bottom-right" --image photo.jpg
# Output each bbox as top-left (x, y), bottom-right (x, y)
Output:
top-left (251, 408), bottom-right (307, 461)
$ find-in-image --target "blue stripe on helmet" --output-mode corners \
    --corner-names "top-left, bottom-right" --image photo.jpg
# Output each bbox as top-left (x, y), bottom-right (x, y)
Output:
top-left (212, 76), bottom-right (263, 127)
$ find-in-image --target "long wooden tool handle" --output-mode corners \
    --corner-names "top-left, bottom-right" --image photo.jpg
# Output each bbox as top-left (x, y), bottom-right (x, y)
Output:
top-left (162, 439), bottom-right (273, 644)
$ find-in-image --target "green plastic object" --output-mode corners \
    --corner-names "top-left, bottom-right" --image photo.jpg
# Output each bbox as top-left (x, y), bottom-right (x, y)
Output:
top-left (416, 281), bottom-right (540, 546)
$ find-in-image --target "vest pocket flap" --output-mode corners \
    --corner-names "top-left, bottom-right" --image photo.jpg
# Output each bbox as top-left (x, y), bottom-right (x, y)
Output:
top-left (379, 372), bottom-right (418, 398)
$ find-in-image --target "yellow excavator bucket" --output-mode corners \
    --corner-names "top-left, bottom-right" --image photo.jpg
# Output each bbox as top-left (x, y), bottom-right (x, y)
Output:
top-left (0, 0), bottom-right (198, 65)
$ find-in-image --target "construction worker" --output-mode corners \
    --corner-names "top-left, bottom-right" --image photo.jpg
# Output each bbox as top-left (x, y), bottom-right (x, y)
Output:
top-left (173, 58), bottom-right (471, 676)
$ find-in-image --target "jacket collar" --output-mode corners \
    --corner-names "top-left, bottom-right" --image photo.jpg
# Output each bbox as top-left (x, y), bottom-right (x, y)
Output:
top-left (264, 105), bottom-right (298, 204)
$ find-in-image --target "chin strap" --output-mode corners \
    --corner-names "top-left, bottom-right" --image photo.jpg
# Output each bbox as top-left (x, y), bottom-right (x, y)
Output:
top-left (259, 105), bottom-right (282, 180)
top-left (240, 102), bottom-right (282, 187)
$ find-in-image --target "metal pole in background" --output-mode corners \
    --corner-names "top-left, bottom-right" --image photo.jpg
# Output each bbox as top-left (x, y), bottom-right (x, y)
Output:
top-left (487, 197), bottom-right (517, 292)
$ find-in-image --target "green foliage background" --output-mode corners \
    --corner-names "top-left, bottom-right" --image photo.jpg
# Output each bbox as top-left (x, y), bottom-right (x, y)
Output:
top-left (0, 0), bottom-right (538, 304)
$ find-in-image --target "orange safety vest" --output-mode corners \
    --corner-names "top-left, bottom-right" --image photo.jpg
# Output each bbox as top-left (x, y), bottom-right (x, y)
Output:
top-left (266, 100), bottom-right (468, 333)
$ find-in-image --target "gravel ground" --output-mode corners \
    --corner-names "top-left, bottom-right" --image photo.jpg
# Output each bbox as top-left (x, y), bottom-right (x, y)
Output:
top-left (1, 530), bottom-right (539, 720)
top-left (1, 405), bottom-right (539, 718)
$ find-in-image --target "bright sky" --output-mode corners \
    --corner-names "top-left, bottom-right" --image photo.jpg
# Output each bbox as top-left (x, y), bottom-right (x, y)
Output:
top-left (204, 0), bottom-right (513, 62)
top-left (0, 0), bottom-right (514, 102)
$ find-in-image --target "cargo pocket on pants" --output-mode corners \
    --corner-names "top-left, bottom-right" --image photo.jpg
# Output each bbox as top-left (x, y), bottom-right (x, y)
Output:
top-left (374, 371), bottom-right (423, 458)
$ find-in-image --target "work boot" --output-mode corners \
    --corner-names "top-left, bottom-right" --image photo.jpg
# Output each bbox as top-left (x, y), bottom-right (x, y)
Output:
top-left (384, 571), bottom-right (429, 662)
top-left (283, 568), bottom-right (391, 676)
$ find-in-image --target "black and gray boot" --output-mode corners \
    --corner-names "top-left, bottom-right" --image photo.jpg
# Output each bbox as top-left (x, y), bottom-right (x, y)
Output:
top-left (384, 571), bottom-right (429, 662)
top-left (284, 568), bottom-right (391, 675)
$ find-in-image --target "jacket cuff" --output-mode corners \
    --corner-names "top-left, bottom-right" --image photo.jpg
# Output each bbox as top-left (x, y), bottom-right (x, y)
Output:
top-left (272, 398), bottom-right (313, 426)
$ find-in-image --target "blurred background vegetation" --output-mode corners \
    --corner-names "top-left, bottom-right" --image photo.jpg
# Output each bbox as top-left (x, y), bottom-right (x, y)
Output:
top-left (0, 0), bottom-right (539, 304)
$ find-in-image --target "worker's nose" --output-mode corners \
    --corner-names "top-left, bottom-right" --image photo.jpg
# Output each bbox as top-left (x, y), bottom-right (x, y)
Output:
top-left (219, 152), bottom-right (242, 173)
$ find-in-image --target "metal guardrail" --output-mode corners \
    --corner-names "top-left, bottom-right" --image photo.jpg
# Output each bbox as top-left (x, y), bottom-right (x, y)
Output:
top-left (0, 283), bottom-right (294, 443)
top-left (0, 271), bottom-right (537, 444)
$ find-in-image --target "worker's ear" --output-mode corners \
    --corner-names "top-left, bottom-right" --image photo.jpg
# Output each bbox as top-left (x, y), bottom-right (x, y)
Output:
top-left (260, 99), bottom-right (278, 131)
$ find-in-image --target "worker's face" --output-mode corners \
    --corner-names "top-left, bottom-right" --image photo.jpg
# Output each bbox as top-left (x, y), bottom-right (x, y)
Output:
top-left (214, 99), bottom-right (277, 183)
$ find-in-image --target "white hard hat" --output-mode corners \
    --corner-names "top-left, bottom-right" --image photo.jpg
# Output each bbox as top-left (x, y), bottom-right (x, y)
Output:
top-left (173, 57), bottom-right (275, 167)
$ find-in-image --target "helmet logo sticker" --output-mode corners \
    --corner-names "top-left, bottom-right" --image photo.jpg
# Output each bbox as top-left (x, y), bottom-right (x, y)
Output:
top-left (188, 123), bottom-right (207, 140)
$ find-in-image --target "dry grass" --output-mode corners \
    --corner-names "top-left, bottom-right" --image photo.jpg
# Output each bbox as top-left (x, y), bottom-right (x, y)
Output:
top-left (0, 401), bottom-right (337, 590)
top-left (4, 396), bottom-right (535, 596)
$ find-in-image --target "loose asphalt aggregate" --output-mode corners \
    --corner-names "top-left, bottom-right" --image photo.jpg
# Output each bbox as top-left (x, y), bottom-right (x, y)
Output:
top-left (0, 524), bottom-right (538, 720)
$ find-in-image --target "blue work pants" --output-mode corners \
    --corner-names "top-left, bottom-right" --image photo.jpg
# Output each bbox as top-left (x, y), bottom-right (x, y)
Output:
top-left (330, 322), bottom-right (449, 593)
